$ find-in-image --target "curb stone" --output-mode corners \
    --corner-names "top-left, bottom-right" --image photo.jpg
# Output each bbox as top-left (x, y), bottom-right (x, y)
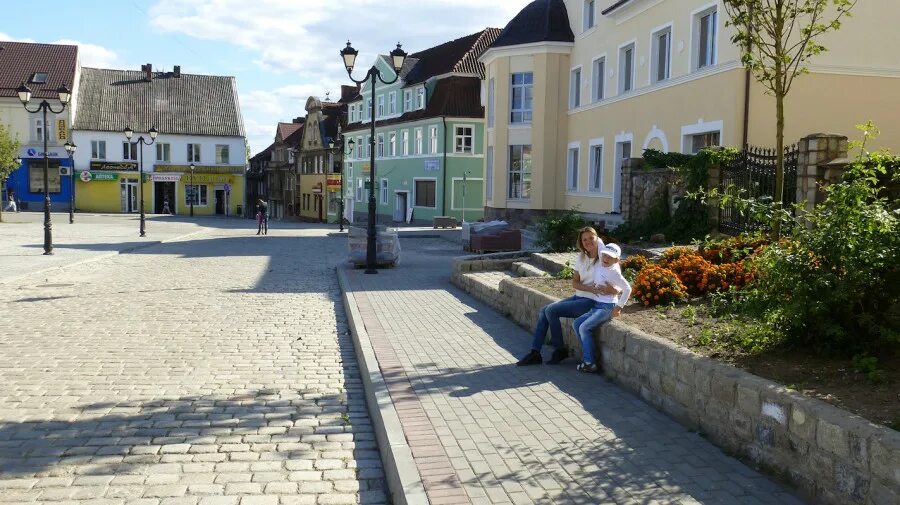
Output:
top-left (336, 266), bottom-right (429, 505)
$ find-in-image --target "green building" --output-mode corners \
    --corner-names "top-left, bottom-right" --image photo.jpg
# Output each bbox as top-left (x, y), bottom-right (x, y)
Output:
top-left (343, 28), bottom-right (500, 225)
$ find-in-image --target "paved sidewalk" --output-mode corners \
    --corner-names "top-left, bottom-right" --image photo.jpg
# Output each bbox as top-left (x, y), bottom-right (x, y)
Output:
top-left (341, 239), bottom-right (804, 505)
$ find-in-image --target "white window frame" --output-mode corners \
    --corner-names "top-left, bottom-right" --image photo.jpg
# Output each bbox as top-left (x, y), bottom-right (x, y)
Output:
top-left (454, 125), bottom-right (474, 154)
top-left (123, 141), bottom-right (138, 161)
top-left (618, 40), bottom-right (636, 94)
top-left (510, 72), bottom-right (533, 123)
top-left (388, 92), bottom-right (397, 115)
top-left (380, 177), bottom-right (389, 205)
top-left (507, 144), bottom-right (532, 200)
top-left (376, 95), bottom-right (385, 117)
top-left (91, 140), bottom-right (106, 160)
top-left (569, 66), bottom-right (583, 109)
top-left (389, 132), bottom-right (396, 157)
top-left (414, 128), bottom-right (423, 155)
top-left (187, 143), bottom-right (201, 163)
top-left (365, 98), bottom-right (372, 120)
top-left (428, 125), bottom-right (438, 154)
top-left (215, 144), bottom-right (230, 164)
top-left (356, 136), bottom-right (363, 159)
top-left (566, 142), bottom-right (580, 191)
top-left (376, 133), bottom-right (385, 157)
top-left (413, 177), bottom-right (437, 208)
top-left (356, 178), bottom-right (364, 202)
top-left (365, 135), bottom-right (371, 158)
top-left (681, 120), bottom-right (724, 153)
top-left (485, 145), bottom-right (493, 201)
top-left (591, 55), bottom-right (606, 102)
top-left (403, 90), bottom-right (412, 112)
top-left (588, 138), bottom-right (605, 193)
top-left (34, 118), bottom-right (44, 142)
top-left (583, 0), bottom-right (596, 32)
top-left (614, 132), bottom-right (634, 212)
top-left (650, 23), bottom-right (673, 85)
top-left (692, 3), bottom-right (719, 71)
top-left (185, 184), bottom-right (208, 206)
top-left (416, 87), bottom-right (425, 109)
top-left (487, 78), bottom-right (495, 128)
top-left (156, 142), bottom-right (171, 162)
top-left (401, 130), bottom-right (409, 156)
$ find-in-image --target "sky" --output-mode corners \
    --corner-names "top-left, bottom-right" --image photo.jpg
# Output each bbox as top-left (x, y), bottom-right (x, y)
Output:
top-left (0, 0), bottom-right (532, 156)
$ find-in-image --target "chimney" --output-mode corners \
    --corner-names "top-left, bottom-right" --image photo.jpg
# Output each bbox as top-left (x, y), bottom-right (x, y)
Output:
top-left (173, 65), bottom-right (181, 78)
top-left (143, 63), bottom-right (152, 81)
top-left (293, 116), bottom-right (303, 124)
top-left (340, 84), bottom-right (360, 102)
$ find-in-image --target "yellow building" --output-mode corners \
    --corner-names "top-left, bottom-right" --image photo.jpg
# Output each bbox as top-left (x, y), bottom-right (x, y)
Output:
top-left (297, 96), bottom-right (345, 222)
top-left (480, 0), bottom-right (900, 223)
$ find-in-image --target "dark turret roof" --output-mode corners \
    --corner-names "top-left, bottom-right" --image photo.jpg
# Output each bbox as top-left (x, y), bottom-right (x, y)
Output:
top-left (491, 0), bottom-right (574, 49)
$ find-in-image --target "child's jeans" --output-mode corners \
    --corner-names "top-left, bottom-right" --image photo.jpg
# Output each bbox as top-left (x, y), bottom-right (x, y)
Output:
top-left (573, 302), bottom-right (616, 364)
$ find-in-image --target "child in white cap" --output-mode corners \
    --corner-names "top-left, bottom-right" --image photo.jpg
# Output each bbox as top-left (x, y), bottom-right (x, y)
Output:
top-left (573, 243), bottom-right (632, 373)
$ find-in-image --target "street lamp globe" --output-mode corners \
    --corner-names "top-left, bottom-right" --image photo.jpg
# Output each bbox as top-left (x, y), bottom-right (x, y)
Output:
top-left (390, 43), bottom-right (408, 73)
top-left (149, 127), bottom-right (159, 140)
top-left (57, 85), bottom-right (72, 105)
top-left (124, 126), bottom-right (134, 140)
top-left (328, 140), bottom-right (335, 150)
top-left (64, 141), bottom-right (76, 154)
top-left (16, 84), bottom-right (32, 105)
top-left (340, 41), bottom-right (358, 73)
top-left (348, 138), bottom-right (355, 150)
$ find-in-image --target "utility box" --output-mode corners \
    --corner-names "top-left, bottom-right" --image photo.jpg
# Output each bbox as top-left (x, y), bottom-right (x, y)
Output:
top-left (348, 225), bottom-right (400, 267)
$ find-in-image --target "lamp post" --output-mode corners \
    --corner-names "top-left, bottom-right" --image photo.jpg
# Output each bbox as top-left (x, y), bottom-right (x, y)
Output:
top-left (340, 41), bottom-right (407, 274)
top-left (189, 163), bottom-right (195, 217)
top-left (64, 142), bottom-right (76, 223)
top-left (124, 126), bottom-right (158, 237)
top-left (16, 83), bottom-right (72, 255)
top-left (328, 132), bottom-right (355, 233)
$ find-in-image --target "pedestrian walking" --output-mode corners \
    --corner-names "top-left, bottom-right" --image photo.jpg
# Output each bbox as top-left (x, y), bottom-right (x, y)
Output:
top-left (256, 199), bottom-right (268, 235)
top-left (572, 243), bottom-right (632, 373)
top-left (162, 197), bottom-right (171, 214)
top-left (516, 226), bottom-right (619, 366)
top-left (4, 191), bottom-right (17, 213)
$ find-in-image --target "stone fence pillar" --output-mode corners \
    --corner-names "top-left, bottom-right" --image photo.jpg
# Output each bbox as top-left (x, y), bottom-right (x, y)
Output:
top-left (797, 133), bottom-right (849, 214)
top-left (620, 157), bottom-right (644, 224)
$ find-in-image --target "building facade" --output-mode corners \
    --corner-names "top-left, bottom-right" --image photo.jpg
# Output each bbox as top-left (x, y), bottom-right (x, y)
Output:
top-left (0, 41), bottom-right (79, 212)
top-left (481, 0), bottom-right (900, 225)
top-left (297, 96), bottom-right (345, 223)
top-left (247, 144), bottom-right (271, 218)
top-left (342, 29), bottom-right (500, 225)
top-left (72, 65), bottom-right (247, 216)
top-left (266, 121), bottom-right (302, 220)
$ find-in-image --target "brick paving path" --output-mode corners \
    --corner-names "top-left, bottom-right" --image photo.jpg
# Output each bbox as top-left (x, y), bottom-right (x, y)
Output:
top-left (343, 239), bottom-right (805, 505)
top-left (0, 222), bottom-right (386, 504)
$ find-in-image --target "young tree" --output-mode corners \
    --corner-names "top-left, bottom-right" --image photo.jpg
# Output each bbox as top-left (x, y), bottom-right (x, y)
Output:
top-left (722, 0), bottom-right (856, 236)
top-left (0, 122), bottom-right (22, 223)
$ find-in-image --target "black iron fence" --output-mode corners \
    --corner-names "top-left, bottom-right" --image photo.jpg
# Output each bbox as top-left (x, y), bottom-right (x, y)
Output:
top-left (718, 144), bottom-right (799, 235)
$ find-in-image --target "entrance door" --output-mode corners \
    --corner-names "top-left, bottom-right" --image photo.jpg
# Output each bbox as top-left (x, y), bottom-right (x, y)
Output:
top-left (614, 141), bottom-right (632, 213)
top-left (393, 192), bottom-right (407, 222)
top-left (214, 190), bottom-right (225, 215)
top-left (154, 181), bottom-right (175, 214)
top-left (316, 195), bottom-right (324, 222)
top-left (121, 178), bottom-right (138, 213)
top-left (346, 198), bottom-right (354, 224)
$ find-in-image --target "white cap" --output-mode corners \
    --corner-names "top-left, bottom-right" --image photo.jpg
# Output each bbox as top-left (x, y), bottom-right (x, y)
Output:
top-left (601, 243), bottom-right (621, 259)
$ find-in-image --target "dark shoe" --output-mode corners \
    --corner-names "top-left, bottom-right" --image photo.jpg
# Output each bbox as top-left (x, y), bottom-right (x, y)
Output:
top-left (546, 347), bottom-right (569, 365)
top-left (516, 351), bottom-right (542, 366)
top-left (577, 362), bottom-right (599, 374)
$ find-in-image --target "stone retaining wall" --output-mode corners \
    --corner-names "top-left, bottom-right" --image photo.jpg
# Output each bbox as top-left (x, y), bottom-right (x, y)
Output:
top-left (451, 259), bottom-right (900, 505)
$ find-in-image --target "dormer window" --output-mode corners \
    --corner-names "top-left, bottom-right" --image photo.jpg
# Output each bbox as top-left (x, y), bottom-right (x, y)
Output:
top-left (29, 72), bottom-right (49, 84)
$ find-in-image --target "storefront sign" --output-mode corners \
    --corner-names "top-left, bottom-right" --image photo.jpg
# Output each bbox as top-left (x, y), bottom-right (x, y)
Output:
top-left (155, 164), bottom-right (244, 174)
top-left (424, 159), bottom-right (440, 171)
top-left (361, 163), bottom-right (370, 173)
top-left (90, 161), bottom-right (137, 171)
top-left (78, 171), bottom-right (118, 182)
top-left (57, 120), bottom-right (67, 141)
top-left (151, 173), bottom-right (181, 182)
top-left (182, 173), bottom-right (234, 184)
top-left (326, 175), bottom-right (342, 191)
top-left (23, 147), bottom-right (61, 157)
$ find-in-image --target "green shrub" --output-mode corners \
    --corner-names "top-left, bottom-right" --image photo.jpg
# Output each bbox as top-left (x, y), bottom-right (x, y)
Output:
top-left (534, 208), bottom-right (588, 252)
top-left (556, 261), bottom-right (575, 280)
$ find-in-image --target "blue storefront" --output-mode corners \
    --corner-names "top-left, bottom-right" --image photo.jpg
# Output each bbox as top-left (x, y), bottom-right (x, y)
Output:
top-left (4, 145), bottom-right (74, 211)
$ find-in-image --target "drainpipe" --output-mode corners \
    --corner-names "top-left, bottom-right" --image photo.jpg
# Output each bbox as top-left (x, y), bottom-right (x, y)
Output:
top-left (441, 115), bottom-right (448, 217)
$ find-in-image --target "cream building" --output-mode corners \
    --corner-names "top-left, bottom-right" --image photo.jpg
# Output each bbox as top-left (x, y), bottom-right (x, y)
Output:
top-left (480, 0), bottom-right (900, 224)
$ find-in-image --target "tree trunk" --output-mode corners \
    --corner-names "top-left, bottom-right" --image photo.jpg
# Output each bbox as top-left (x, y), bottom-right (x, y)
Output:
top-left (774, 89), bottom-right (785, 238)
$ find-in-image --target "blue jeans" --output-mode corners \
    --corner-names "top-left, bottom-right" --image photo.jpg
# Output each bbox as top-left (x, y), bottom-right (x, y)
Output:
top-left (530, 295), bottom-right (596, 351)
top-left (573, 302), bottom-right (616, 364)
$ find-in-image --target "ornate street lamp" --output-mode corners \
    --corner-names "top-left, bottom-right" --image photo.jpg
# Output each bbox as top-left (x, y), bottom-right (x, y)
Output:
top-left (189, 163), bottom-right (195, 217)
top-left (64, 142), bottom-right (76, 223)
top-left (328, 131), bottom-right (355, 232)
top-left (124, 126), bottom-right (158, 237)
top-left (17, 83), bottom-right (72, 254)
top-left (339, 41), bottom-right (407, 273)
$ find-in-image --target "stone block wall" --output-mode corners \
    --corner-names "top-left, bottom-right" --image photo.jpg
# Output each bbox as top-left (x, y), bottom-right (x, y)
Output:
top-left (452, 258), bottom-right (900, 505)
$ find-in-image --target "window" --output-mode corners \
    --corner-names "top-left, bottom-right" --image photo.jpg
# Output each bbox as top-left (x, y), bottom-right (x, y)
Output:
top-left (29, 72), bottom-right (49, 84)
top-left (487, 78), bottom-right (495, 128)
top-left (508, 145), bottom-right (532, 199)
top-left (402, 130), bottom-right (409, 156)
top-left (591, 57), bottom-right (605, 102)
top-left (690, 131), bottom-right (720, 153)
top-left (619, 43), bottom-right (635, 93)
top-left (380, 178), bottom-right (389, 204)
top-left (389, 132), bottom-right (396, 157)
top-left (695, 7), bottom-right (718, 69)
top-left (570, 67), bottom-right (582, 108)
top-left (91, 140), bottom-right (106, 160)
top-left (589, 143), bottom-right (604, 192)
top-left (567, 146), bottom-right (580, 191)
top-left (185, 184), bottom-right (208, 206)
top-left (356, 178), bottom-right (364, 201)
top-left (356, 136), bottom-right (363, 159)
top-left (34, 119), bottom-right (44, 142)
top-left (377, 95), bottom-right (384, 117)
top-left (652, 27), bottom-right (672, 84)
top-left (123, 141), bottom-right (138, 161)
top-left (377, 134), bottom-right (384, 157)
top-left (414, 128), bottom-right (423, 155)
top-left (156, 143), bottom-right (171, 162)
top-left (365, 98), bottom-right (372, 120)
top-left (216, 145), bottom-right (230, 164)
top-left (388, 92), bottom-right (397, 114)
top-left (414, 180), bottom-right (436, 207)
top-left (454, 126), bottom-right (473, 154)
top-left (416, 87), bottom-right (425, 109)
top-left (485, 146), bottom-right (493, 199)
top-left (403, 90), bottom-right (412, 112)
top-left (365, 135), bottom-right (372, 158)
top-left (187, 143), bottom-right (201, 162)
top-left (510, 72), bottom-right (533, 123)
top-left (428, 126), bottom-right (438, 154)
top-left (583, 0), bottom-right (595, 31)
